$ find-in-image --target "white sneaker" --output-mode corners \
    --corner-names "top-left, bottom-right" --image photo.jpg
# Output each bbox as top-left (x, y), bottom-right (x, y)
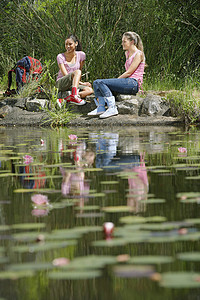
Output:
top-left (99, 107), bottom-right (118, 119)
top-left (88, 107), bottom-right (106, 116)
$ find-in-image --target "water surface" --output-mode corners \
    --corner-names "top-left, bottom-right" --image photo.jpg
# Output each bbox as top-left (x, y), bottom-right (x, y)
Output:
top-left (0, 125), bottom-right (200, 300)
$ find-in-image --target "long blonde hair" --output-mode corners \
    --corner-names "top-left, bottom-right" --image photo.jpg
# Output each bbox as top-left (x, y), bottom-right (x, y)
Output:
top-left (123, 32), bottom-right (143, 51)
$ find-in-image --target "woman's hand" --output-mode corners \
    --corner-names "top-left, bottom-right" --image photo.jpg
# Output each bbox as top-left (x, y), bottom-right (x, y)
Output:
top-left (79, 81), bottom-right (92, 87)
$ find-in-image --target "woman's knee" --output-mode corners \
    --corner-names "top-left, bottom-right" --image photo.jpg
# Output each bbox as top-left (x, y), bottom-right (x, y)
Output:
top-left (72, 69), bottom-right (81, 77)
top-left (93, 79), bottom-right (101, 87)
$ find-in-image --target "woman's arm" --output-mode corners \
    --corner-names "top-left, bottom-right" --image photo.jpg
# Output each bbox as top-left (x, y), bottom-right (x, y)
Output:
top-left (59, 63), bottom-right (68, 76)
top-left (118, 52), bottom-right (142, 79)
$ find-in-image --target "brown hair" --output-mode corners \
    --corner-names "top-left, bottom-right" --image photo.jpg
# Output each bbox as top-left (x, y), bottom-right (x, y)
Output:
top-left (66, 34), bottom-right (82, 51)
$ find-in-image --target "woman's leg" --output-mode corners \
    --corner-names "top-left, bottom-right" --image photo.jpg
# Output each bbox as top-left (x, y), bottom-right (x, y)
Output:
top-left (71, 69), bottom-right (81, 95)
top-left (66, 70), bottom-right (86, 105)
top-left (95, 78), bottom-right (138, 96)
top-left (87, 80), bottom-right (107, 116)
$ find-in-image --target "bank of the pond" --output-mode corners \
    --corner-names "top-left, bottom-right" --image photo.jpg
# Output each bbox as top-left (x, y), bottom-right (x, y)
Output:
top-left (0, 92), bottom-right (184, 127)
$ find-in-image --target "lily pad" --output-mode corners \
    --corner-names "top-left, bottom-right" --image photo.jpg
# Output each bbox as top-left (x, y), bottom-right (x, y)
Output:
top-left (75, 205), bottom-right (100, 211)
top-left (92, 238), bottom-right (127, 247)
top-left (113, 265), bottom-right (155, 278)
top-left (48, 269), bottom-right (101, 280)
top-left (12, 240), bottom-right (77, 253)
top-left (62, 255), bottom-right (117, 270)
top-left (7, 262), bottom-right (53, 271)
top-left (101, 181), bottom-right (119, 185)
top-left (129, 255), bottom-right (174, 264)
top-left (140, 199), bottom-right (166, 204)
top-left (102, 206), bottom-right (133, 213)
top-left (0, 270), bottom-right (35, 280)
top-left (177, 252), bottom-right (200, 261)
top-left (119, 216), bottom-right (146, 224)
top-left (11, 223), bottom-right (46, 230)
top-left (160, 272), bottom-right (200, 288)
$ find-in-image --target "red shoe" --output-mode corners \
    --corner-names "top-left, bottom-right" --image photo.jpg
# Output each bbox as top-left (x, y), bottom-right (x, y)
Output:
top-left (65, 94), bottom-right (86, 106)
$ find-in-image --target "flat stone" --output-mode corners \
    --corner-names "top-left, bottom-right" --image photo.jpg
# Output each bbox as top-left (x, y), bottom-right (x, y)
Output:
top-left (26, 98), bottom-right (49, 112)
top-left (0, 105), bottom-right (13, 118)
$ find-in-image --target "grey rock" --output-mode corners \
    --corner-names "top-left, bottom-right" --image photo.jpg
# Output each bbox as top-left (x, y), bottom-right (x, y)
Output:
top-left (26, 98), bottom-right (49, 112)
top-left (0, 105), bottom-right (13, 118)
top-left (117, 99), bottom-right (140, 115)
top-left (139, 93), bottom-right (171, 116)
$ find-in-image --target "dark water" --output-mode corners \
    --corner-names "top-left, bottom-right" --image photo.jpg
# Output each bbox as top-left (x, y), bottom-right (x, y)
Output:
top-left (0, 125), bottom-right (200, 300)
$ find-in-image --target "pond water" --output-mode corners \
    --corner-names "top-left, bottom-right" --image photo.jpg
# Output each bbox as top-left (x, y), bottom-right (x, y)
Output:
top-left (0, 125), bottom-right (200, 300)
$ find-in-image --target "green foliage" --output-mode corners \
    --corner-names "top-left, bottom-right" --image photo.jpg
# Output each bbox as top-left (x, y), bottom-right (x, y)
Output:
top-left (42, 87), bottom-right (78, 127)
top-left (0, 0), bottom-right (199, 83)
top-left (167, 79), bottom-right (200, 124)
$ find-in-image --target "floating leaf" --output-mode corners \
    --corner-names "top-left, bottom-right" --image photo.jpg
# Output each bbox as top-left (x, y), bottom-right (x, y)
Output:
top-left (88, 193), bottom-right (106, 197)
top-left (0, 270), bottom-right (35, 280)
top-left (48, 269), bottom-right (101, 280)
top-left (113, 265), bottom-right (155, 278)
top-left (102, 206), bottom-right (133, 213)
top-left (160, 272), bottom-right (200, 288)
top-left (0, 225), bottom-right (10, 231)
top-left (92, 238), bottom-right (127, 247)
top-left (13, 188), bottom-right (57, 193)
top-left (12, 240), bottom-right (77, 253)
top-left (76, 212), bottom-right (104, 218)
top-left (13, 231), bottom-right (46, 242)
top-left (7, 262), bottom-right (53, 272)
top-left (11, 223), bottom-right (46, 230)
top-left (62, 255), bottom-right (117, 270)
top-left (140, 199), bottom-right (166, 204)
top-left (119, 216), bottom-right (146, 224)
top-left (129, 255), bottom-right (174, 264)
top-left (177, 252), bottom-right (200, 261)
top-left (101, 181), bottom-right (119, 185)
top-left (75, 205), bottom-right (100, 211)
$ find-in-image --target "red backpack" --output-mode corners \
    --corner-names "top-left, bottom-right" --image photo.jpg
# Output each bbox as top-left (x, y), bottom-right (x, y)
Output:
top-left (4, 56), bottom-right (43, 96)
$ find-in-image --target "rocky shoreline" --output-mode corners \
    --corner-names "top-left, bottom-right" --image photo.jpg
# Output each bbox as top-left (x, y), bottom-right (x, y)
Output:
top-left (0, 92), bottom-right (183, 127)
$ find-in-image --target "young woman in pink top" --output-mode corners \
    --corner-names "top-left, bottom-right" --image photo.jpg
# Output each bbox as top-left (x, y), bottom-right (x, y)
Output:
top-left (56, 34), bottom-right (93, 107)
top-left (88, 31), bottom-right (145, 118)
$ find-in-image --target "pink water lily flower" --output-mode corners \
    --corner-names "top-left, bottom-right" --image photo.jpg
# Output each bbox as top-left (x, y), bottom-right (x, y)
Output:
top-left (31, 194), bottom-right (49, 206)
top-left (178, 147), bottom-right (187, 153)
top-left (68, 134), bottom-right (77, 140)
top-left (23, 155), bottom-right (33, 165)
top-left (52, 257), bottom-right (70, 267)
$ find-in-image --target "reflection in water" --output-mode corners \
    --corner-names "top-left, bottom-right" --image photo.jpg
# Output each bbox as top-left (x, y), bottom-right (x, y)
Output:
top-left (1, 126), bottom-right (199, 300)
top-left (60, 136), bottom-right (95, 210)
top-left (90, 132), bottom-right (149, 212)
top-left (127, 153), bottom-right (149, 212)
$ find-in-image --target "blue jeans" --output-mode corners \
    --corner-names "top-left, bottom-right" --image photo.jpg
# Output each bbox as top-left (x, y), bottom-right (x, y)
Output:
top-left (93, 78), bottom-right (139, 98)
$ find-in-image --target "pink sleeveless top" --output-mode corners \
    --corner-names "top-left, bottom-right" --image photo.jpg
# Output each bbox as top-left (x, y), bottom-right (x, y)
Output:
top-left (125, 50), bottom-right (145, 86)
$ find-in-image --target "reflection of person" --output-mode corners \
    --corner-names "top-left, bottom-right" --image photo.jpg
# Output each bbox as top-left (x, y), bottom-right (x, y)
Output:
top-left (91, 133), bottom-right (119, 169)
top-left (60, 140), bottom-right (95, 208)
top-left (127, 153), bottom-right (148, 212)
top-left (56, 34), bottom-right (93, 107)
top-left (19, 156), bottom-right (46, 189)
top-left (88, 31), bottom-right (145, 118)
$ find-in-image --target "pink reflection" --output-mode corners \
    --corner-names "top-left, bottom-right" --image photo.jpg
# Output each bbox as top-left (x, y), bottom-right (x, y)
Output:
top-left (23, 155), bottom-right (33, 165)
top-left (68, 134), bottom-right (77, 141)
top-left (31, 194), bottom-right (49, 205)
top-left (178, 147), bottom-right (187, 153)
top-left (127, 153), bottom-right (149, 212)
top-left (31, 209), bottom-right (49, 217)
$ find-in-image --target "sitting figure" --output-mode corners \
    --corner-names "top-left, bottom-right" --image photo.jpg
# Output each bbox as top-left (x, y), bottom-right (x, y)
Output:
top-left (88, 31), bottom-right (145, 118)
top-left (56, 34), bottom-right (93, 108)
